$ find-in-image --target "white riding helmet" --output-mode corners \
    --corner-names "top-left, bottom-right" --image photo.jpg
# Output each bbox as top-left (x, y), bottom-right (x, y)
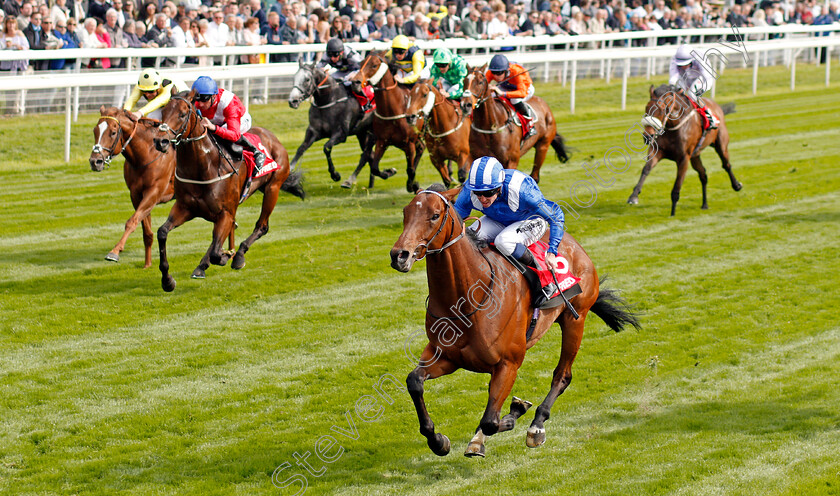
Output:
top-left (674, 45), bottom-right (695, 67)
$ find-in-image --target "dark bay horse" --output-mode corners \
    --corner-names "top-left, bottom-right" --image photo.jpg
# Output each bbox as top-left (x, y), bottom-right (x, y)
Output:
top-left (89, 106), bottom-right (176, 268)
top-left (461, 65), bottom-right (568, 183)
top-left (628, 84), bottom-right (742, 216)
top-left (350, 51), bottom-right (424, 192)
top-left (288, 61), bottom-right (375, 184)
top-left (153, 90), bottom-right (303, 292)
top-left (406, 82), bottom-right (472, 187)
top-left (390, 187), bottom-right (640, 457)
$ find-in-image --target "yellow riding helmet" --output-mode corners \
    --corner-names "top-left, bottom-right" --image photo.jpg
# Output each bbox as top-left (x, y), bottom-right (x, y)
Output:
top-left (137, 68), bottom-right (163, 91)
top-left (391, 35), bottom-right (410, 51)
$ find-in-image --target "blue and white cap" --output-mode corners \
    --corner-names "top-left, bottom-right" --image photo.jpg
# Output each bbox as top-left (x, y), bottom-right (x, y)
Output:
top-left (467, 156), bottom-right (505, 191)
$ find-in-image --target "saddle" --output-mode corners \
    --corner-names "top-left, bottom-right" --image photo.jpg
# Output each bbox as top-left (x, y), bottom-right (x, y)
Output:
top-left (521, 241), bottom-right (582, 309)
top-left (498, 96), bottom-right (534, 136)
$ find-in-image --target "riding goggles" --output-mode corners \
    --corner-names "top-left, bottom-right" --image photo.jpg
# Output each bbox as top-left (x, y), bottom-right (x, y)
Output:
top-left (473, 187), bottom-right (501, 198)
top-left (435, 63), bottom-right (449, 69)
top-left (195, 94), bottom-right (214, 102)
top-left (490, 70), bottom-right (506, 76)
top-left (328, 51), bottom-right (341, 58)
top-left (392, 48), bottom-right (406, 55)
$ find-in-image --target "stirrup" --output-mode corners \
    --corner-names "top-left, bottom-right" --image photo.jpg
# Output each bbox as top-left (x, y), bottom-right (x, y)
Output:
top-left (239, 176), bottom-right (252, 204)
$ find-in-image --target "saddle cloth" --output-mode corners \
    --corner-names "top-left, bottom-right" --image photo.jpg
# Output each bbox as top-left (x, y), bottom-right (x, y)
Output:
top-left (242, 132), bottom-right (278, 179)
top-left (525, 241), bottom-right (581, 306)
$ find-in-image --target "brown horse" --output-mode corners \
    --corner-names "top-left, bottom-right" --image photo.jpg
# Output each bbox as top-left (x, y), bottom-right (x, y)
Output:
top-left (153, 90), bottom-right (303, 292)
top-left (461, 65), bottom-right (568, 183)
top-left (390, 187), bottom-right (640, 457)
top-left (628, 84), bottom-right (742, 216)
top-left (349, 51), bottom-right (425, 192)
top-left (89, 106), bottom-right (176, 268)
top-left (406, 82), bottom-right (472, 187)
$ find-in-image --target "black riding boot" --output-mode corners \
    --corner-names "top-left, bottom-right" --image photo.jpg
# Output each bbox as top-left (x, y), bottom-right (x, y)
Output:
top-left (236, 135), bottom-right (266, 173)
top-left (516, 248), bottom-right (539, 270)
top-left (514, 101), bottom-right (536, 139)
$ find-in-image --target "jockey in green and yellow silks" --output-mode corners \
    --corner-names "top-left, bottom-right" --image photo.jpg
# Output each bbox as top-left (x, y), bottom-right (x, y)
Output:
top-left (384, 35), bottom-right (426, 86)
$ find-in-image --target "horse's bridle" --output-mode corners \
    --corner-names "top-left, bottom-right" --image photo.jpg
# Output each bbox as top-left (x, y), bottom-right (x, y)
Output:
top-left (411, 190), bottom-right (466, 261)
top-left (409, 83), bottom-right (466, 139)
top-left (91, 115), bottom-right (136, 167)
top-left (462, 70), bottom-right (515, 134)
top-left (158, 95), bottom-right (208, 147)
top-left (293, 68), bottom-right (337, 107)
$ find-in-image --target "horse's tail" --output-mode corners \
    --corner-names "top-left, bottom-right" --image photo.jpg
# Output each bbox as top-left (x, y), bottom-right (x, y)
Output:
top-left (721, 103), bottom-right (736, 115)
top-left (590, 277), bottom-right (641, 333)
top-left (281, 168), bottom-right (306, 201)
top-left (551, 133), bottom-right (570, 163)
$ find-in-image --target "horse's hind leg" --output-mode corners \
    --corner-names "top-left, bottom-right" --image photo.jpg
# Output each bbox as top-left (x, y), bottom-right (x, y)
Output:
top-left (530, 139), bottom-right (551, 183)
top-left (690, 155), bottom-right (709, 210)
top-left (466, 360), bottom-right (520, 457)
top-left (290, 127), bottom-right (321, 175)
top-left (627, 150), bottom-right (663, 205)
top-left (527, 313), bottom-right (586, 448)
top-left (232, 182), bottom-right (280, 270)
top-left (108, 190), bottom-right (158, 265)
top-left (407, 345), bottom-right (458, 457)
top-left (714, 126), bottom-right (742, 192)
top-left (141, 215), bottom-right (153, 269)
top-left (157, 201), bottom-right (194, 292)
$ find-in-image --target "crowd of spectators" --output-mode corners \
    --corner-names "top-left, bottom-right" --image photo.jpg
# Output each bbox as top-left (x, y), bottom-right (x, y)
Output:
top-left (2, 0), bottom-right (838, 73)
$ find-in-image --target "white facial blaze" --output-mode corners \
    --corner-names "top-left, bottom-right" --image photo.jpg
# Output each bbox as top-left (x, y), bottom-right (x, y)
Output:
top-left (92, 121), bottom-right (109, 151)
top-left (369, 62), bottom-right (388, 86)
top-left (421, 91), bottom-right (435, 116)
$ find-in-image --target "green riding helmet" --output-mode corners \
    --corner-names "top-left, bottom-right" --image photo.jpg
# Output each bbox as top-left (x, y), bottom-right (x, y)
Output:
top-left (433, 48), bottom-right (453, 65)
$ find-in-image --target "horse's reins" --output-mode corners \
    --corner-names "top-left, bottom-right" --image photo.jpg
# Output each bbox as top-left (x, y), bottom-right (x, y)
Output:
top-left (413, 84), bottom-right (467, 139)
top-left (413, 190), bottom-right (497, 323)
top-left (299, 70), bottom-right (349, 109)
top-left (463, 71), bottom-right (516, 134)
top-left (161, 95), bottom-right (239, 185)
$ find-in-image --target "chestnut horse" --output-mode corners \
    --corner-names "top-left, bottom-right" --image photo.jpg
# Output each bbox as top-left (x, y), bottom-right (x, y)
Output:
top-left (406, 82), bottom-right (472, 187)
top-left (153, 91), bottom-right (303, 292)
top-left (461, 65), bottom-right (568, 183)
top-left (628, 84), bottom-right (742, 216)
top-left (89, 106), bottom-right (177, 268)
top-left (350, 51), bottom-right (425, 192)
top-left (390, 187), bottom-right (640, 457)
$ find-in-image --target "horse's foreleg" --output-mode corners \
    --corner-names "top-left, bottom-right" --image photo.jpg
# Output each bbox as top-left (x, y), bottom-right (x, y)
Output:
top-left (465, 360), bottom-right (520, 458)
top-left (207, 212), bottom-right (236, 267)
top-left (323, 132), bottom-right (348, 182)
top-left (670, 156), bottom-right (691, 216)
top-left (290, 127), bottom-right (318, 173)
top-left (430, 152), bottom-right (452, 188)
top-left (527, 314), bottom-right (586, 448)
top-left (627, 150), bottom-right (663, 205)
top-left (690, 155), bottom-right (709, 210)
top-left (157, 201), bottom-right (194, 292)
top-left (530, 139), bottom-right (551, 184)
top-left (407, 345), bottom-right (458, 457)
top-left (344, 138), bottom-right (386, 189)
top-left (141, 215), bottom-right (153, 269)
top-left (714, 127), bottom-right (742, 192)
top-left (108, 191), bottom-right (160, 265)
top-left (405, 139), bottom-right (425, 193)
top-left (232, 182), bottom-right (279, 270)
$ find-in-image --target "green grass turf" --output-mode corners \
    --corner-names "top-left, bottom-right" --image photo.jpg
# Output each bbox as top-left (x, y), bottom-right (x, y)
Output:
top-left (0, 62), bottom-right (838, 495)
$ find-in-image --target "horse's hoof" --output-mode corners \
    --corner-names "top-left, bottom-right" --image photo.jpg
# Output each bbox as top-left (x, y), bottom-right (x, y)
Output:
top-left (464, 442), bottom-right (485, 458)
top-left (232, 252), bottom-right (246, 270)
top-left (429, 433), bottom-right (450, 456)
top-left (701, 204), bottom-right (709, 210)
top-left (340, 180), bottom-right (354, 189)
top-left (733, 181), bottom-right (743, 191)
top-left (105, 252), bottom-right (119, 263)
top-left (382, 168), bottom-right (397, 179)
top-left (511, 396), bottom-right (533, 416)
top-left (526, 426), bottom-right (546, 448)
top-left (331, 172), bottom-right (341, 182)
top-left (191, 269), bottom-right (206, 279)
top-left (162, 276), bottom-right (176, 292)
top-left (627, 197), bottom-right (639, 205)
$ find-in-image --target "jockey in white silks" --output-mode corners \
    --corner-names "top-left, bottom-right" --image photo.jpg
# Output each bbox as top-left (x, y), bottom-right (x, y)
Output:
top-left (668, 44), bottom-right (719, 130)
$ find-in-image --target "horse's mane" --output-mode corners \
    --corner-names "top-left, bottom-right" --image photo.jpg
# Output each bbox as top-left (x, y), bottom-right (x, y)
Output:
top-left (465, 228), bottom-right (490, 250)
top-left (652, 84), bottom-right (680, 98)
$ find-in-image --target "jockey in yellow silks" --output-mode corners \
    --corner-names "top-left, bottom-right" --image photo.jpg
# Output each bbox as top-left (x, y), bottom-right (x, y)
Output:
top-left (123, 68), bottom-right (190, 121)
top-left (384, 35), bottom-right (426, 86)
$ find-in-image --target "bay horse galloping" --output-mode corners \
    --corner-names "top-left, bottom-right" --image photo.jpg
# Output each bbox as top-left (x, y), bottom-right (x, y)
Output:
top-left (628, 84), bottom-right (742, 216)
top-left (89, 106), bottom-right (177, 268)
top-left (288, 61), bottom-right (375, 184)
top-left (350, 51), bottom-right (424, 192)
top-left (406, 82), bottom-right (472, 187)
top-left (390, 187), bottom-right (640, 457)
top-left (461, 65), bottom-right (568, 183)
top-left (153, 90), bottom-right (303, 292)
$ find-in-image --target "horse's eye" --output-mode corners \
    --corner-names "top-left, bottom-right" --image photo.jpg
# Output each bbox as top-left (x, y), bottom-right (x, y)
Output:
top-left (180, 111), bottom-right (187, 118)
top-left (431, 213), bottom-right (440, 221)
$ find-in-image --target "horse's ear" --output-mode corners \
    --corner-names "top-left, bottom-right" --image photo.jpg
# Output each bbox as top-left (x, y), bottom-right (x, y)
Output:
top-left (187, 89), bottom-right (196, 102)
top-left (649, 84), bottom-right (655, 97)
top-left (465, 63), bottom-right (471, 72)
top-left (479, 63), bottom-right (487, 72)
top-left (99, 105), bottom-right (106, 115)
top-left (299, 56), bottom-right (305, 67)
top-left (171, 85), bottom-right (179, 96)
top-left (442, 186), bottom-right (462, 203)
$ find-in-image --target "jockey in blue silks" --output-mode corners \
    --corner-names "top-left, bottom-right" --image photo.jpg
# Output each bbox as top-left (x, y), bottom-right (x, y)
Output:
top-left (454, 156), bottom-right (565, 274)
